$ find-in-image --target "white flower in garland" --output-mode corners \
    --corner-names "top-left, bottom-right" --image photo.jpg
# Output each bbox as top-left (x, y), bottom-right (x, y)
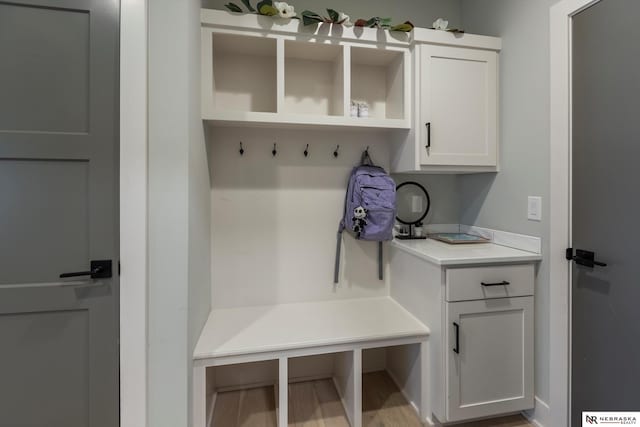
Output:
top-left (273, 1), bottom-right (295, 18)
top-left (432, 18), bottom-right (449, 31)
top-left (338, 12), bottom-right (353, 27)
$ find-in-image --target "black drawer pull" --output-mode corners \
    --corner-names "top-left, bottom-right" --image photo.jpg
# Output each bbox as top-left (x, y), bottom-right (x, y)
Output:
top-left (481, 281), bottom-right (510, 287)
top-left (425, 122), bottom-right (431, 149)
top-left (453, 322), bottom-right (460, 354)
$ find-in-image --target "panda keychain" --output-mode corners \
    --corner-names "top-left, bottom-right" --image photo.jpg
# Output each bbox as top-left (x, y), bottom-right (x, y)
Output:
top-left (352, 206), bottom-right (368, 237)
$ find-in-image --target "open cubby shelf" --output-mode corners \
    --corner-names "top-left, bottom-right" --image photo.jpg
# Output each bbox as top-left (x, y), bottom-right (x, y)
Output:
top-left (193, 298), bottom-right (429, 427)
top-left (201, 344), bottom-right (427, 427)
top-left (202, 31), bottom-right (411, 130)
top-left (210, 33), bottom-right (277, 114)
top-left (351, 46), bottom-right (405, 121)
top-left (283, 40), bottom-right (344, 117)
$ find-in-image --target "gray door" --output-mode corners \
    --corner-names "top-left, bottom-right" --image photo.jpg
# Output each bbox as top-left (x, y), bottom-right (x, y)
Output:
top-left (0, 1), bottom-right (119, 426)
top-left (571, 0), bottom-right (640, 425)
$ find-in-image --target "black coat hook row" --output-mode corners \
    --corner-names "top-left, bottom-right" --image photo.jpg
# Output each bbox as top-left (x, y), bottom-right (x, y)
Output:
top-left (235, 143), bottom-right (351, 158)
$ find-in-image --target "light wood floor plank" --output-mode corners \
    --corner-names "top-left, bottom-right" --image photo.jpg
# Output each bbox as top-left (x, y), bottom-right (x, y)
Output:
top-left (211, 389), bottom-right (241, 427)
top-left (362, 371), bottom-right (533, 427)
top-left (313, 379), bottom-right (350, 427)
top-left (289, 381), bottom-right (322, 427)
top-left (212, 386), bottom-right (276, 427)
top-left (363, 371), bottom-right (423, 427)
top-left (238, 386), bottom-right (277, 427)
top-left (211, 374), bottom-right (533, 427)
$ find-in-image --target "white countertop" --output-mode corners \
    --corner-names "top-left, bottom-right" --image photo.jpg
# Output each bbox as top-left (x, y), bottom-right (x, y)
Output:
top-left (391, 238), bottom-right (542, 266)
top-left (194, 297), bottom-right (429, 362)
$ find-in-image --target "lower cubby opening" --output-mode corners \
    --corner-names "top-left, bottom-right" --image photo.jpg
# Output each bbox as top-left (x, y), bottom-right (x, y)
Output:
top-left (202, 343), bottom-right (426, 426)
top-left (288, 352), bottom-right (353, 426)
top-left (362, 345), bottom-right (424, 426)
top-left (207, 360), bottom-right (280, 427)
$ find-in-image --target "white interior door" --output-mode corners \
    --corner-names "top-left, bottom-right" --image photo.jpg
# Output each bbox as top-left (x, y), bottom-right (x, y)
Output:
top-left (419, 45), bottom-right (498, 167)
top-left (446, 297), bottom-right (533, 422)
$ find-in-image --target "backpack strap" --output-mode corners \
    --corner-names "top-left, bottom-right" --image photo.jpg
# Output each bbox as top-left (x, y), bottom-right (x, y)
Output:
top-left (334, 171), bottom-right (350, 284)
top-left (378, 241), bottom-right (383, 280)
top-left (334, 227), bottom-right (343, 284)
top-left (336, 233), bottom-right (383, 283)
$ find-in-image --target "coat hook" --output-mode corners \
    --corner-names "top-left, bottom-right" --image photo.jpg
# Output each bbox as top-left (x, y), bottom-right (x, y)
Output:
top-left (239, 142), bottom-right (244, 156)
top-left (333, 145), bottom-right (340, 158)
top-left (272, 143), bottom-right (277, 157)
top-left (304, 144), bottom-right (309, 157)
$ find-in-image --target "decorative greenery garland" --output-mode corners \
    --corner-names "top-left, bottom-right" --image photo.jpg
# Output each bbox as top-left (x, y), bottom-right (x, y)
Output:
top-left (224, 0), bottom-right (465, 33)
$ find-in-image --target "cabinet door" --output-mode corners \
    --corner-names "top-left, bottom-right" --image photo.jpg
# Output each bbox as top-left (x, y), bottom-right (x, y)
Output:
top-left (419, 45), bottom-right (498, 167)
top-left (446, 297), bottom-right (533, 422)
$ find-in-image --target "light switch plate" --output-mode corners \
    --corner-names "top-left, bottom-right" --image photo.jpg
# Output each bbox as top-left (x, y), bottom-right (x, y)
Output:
top-left (528, 196), bottom-right (542, 221)
top-left (412, 195), bottom-right (423, 213)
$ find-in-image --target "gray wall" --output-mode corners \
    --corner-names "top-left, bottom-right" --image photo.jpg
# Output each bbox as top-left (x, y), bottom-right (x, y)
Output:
top-left (148, 0), bottom-right (211, 426)
top-left (202, 0), bottom-right (463, 29)
top-left (393, 175), bottom-right (459, 225)
top-left (459, 0), bottom-right (558, 405)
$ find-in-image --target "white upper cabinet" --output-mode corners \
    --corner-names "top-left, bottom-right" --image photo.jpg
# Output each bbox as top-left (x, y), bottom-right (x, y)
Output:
top-left (419, 45), bottom-right (498, 169)
top-left (390, 32), bottom-right (501, 174)
top-left (200, 9), bottom-right (502, 167)
top-left (201, 10), bottom-right (412, 130)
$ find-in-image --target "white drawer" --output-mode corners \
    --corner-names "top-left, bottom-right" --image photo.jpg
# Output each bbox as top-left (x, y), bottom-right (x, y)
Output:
top-left (445, 264), bottom-right (534, 302)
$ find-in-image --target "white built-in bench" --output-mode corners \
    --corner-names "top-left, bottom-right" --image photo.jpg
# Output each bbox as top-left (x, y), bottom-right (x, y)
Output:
top-left (193, 296), bottom-right (430, 427)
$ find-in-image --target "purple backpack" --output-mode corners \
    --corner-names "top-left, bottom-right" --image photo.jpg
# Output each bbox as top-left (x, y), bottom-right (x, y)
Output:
top-left (334, 152), bottom-right (396, 283)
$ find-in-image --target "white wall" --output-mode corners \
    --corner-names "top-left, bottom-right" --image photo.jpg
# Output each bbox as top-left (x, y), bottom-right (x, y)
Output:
top-left (459, 0), bottom-right (558, 409)
top-left (209, 127), bottom-right (392, 308)
top-left (201, 0), bottom-right (463, 30)
top-left (120, 1), bottom-right (148, 426)
top-left (208, 128), bottom-right (459, 310)
top-left (148, 1), bottom-right (211, 427)
top-left (187, 2), bottom-right (212, 427)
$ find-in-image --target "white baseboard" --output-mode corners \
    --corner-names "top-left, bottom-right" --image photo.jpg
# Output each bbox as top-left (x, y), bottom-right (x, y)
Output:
top-left (523, 396), bottom-right (551, 427)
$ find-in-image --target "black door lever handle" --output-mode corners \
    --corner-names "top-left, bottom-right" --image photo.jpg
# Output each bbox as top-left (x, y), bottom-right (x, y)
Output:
top-left (60, 260), bottom-right (112, 279)
top-left (566, 248), bottom-right (607, 268)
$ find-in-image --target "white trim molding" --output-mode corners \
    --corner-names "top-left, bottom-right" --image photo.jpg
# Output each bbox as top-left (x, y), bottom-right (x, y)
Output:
top-left (120, 0), bottom-right (148, 426)
top-left (550, 1), bottom-right (601, 427)
top-left (523, 396), bottom-right (552, 427)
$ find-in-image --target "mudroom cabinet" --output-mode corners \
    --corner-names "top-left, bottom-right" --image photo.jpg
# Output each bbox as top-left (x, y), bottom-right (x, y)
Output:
top-left (391, 31), bottom-right (501, 173)
top-left (418, 45), bottom-right (498, 170)
top-left (195, 8), bottom-right (518, 427)
top-left (446, 295), bottom-right (534, 421)
top-left (201, 9), bottom-right (412, 130)
top-left (390, 242), bottom-right (536, 424)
